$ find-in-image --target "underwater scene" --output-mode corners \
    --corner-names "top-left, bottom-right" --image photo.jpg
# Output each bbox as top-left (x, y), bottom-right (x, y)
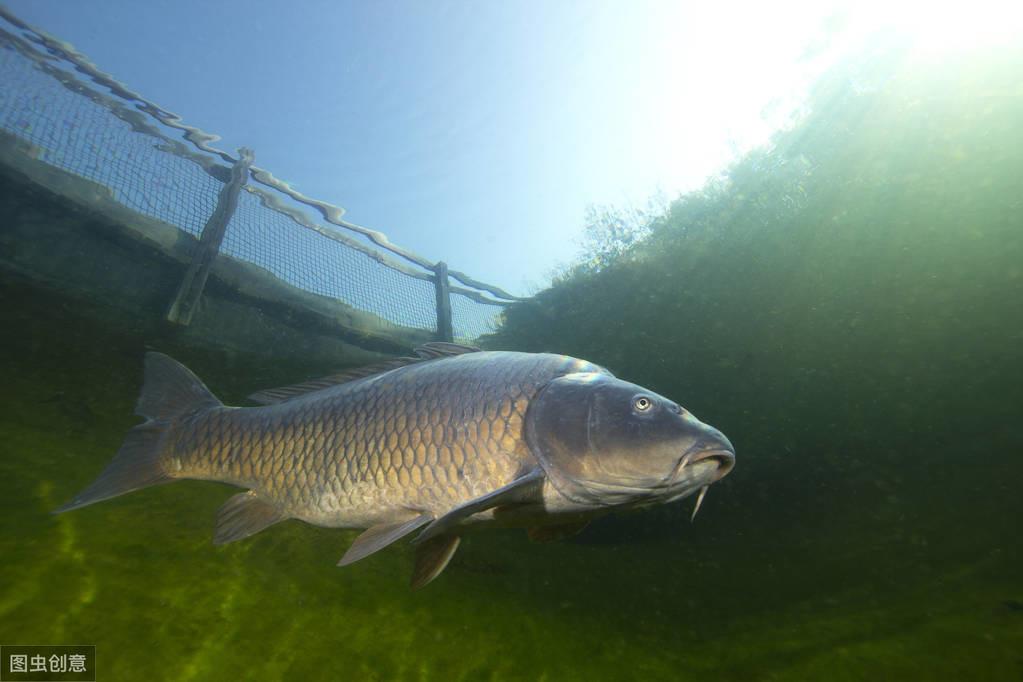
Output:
top-left (1, 4), bottom-right (1023, 682)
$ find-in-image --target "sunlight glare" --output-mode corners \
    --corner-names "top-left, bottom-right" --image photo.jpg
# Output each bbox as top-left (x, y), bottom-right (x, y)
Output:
top-left (850, 0), bottom-right (1023, 54)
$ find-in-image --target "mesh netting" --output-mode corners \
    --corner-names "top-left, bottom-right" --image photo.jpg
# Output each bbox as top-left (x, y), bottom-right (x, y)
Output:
top-left (0, 25), bottom-right (512, 344)
top-left (450, 291), bottom-right (505, 342)
top-left (224, 190), bottom-right (438, 330)
top-left (0, 43), bottom-right (220, 237)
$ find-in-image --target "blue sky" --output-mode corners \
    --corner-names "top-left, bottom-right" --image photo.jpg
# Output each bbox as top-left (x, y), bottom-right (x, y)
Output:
top-left (1, 0), bottom-right (935, 294)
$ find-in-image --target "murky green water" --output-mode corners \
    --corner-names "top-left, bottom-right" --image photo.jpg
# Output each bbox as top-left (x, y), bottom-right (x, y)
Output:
top-left (2, 278), bottom-right (1020, 681)
top-left (2, 37), bottom-right (1022, 682)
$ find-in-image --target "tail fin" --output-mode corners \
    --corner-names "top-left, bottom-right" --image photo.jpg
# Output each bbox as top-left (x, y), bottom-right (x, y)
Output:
top-left (53, 352), bottom-right (222, 514)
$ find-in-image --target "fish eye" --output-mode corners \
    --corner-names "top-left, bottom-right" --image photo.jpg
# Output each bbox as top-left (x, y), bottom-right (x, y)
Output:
top-left (633, 396), bottom-right (653, 412)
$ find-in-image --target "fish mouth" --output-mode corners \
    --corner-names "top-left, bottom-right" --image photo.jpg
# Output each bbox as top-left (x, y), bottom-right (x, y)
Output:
top-left (687, 449), bottom-right (735, 481)
top-left (671, 446), bottom-right (736, 483)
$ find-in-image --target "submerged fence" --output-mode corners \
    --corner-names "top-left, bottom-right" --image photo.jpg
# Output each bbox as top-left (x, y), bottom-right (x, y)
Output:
top-left (0, 6), bottom-right (520, 345)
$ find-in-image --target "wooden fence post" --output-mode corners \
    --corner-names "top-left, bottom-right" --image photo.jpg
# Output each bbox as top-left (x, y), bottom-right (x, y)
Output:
top-left (433, 261), bottom-right (453, 342)
top-left (166, 147), bottom-right (254, 325)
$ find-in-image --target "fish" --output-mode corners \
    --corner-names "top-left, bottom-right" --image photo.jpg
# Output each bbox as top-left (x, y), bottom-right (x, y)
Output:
top-left (54, 343), bottom-right (735, 588)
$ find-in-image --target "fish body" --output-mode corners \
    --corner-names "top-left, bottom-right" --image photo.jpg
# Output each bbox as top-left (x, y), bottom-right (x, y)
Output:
top-left (56, 344), bottom-right (735, 587)
top-left (169, 350), bottom-right (595, 528)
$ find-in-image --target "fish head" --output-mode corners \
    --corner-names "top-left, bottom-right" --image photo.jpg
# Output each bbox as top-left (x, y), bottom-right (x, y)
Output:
top-left (526, 372), bottom-right (735, 508)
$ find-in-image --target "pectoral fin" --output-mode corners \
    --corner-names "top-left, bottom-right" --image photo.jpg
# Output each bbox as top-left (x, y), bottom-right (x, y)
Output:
top-left (338, 512), bottom-right (433, 566)
top-left (414, 468), bottom-right (545, 545)
top-left (527, 520), bottom-right (590, 543)
top-left (411, 534), bottom-right (461, 590)
top-left (214, 491), bottom-right (285, 545)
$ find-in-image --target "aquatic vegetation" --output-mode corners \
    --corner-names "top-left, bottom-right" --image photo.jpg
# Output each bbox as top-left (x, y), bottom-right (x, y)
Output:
top-left (483, 40), bottom-right (1023, 679)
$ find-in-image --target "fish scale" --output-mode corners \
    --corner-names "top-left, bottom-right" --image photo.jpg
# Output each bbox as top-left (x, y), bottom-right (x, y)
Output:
top-left (166, 351), bottom-right (595, 527)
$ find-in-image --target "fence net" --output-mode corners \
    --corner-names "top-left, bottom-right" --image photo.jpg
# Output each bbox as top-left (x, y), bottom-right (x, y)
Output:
top-left (450, 291), bottom-right (504, 343)
top-left (224, 190), bottom-right (440, 330)
top-left (0, 15), bottom-right (516, 344)
top-left (0, 35), bottom-right (222, 238)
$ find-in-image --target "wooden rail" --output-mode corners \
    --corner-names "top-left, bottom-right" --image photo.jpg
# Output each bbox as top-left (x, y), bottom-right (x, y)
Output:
top-left (166, 148), bottom-right (254, 325)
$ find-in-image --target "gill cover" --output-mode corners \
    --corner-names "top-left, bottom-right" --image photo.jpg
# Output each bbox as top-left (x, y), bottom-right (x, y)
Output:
top-left (526, 372), bottom-right (647, 506)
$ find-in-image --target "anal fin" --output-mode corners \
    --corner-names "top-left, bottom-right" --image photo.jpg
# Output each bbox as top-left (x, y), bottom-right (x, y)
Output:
top-left (214, 491), bottom-right (285, 545)
top-left (338, 512), bottom-right (432, 566)
top-left (411, 534), bottom-right (461, 590)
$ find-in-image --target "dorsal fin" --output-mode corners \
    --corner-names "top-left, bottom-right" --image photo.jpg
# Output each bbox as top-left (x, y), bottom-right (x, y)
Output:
top-left (412, 341), bottom-right (480, 359)
top-left (248, 358), bottom-right (416, 404)
top-left (247, 342), bottom-right (481, 405)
